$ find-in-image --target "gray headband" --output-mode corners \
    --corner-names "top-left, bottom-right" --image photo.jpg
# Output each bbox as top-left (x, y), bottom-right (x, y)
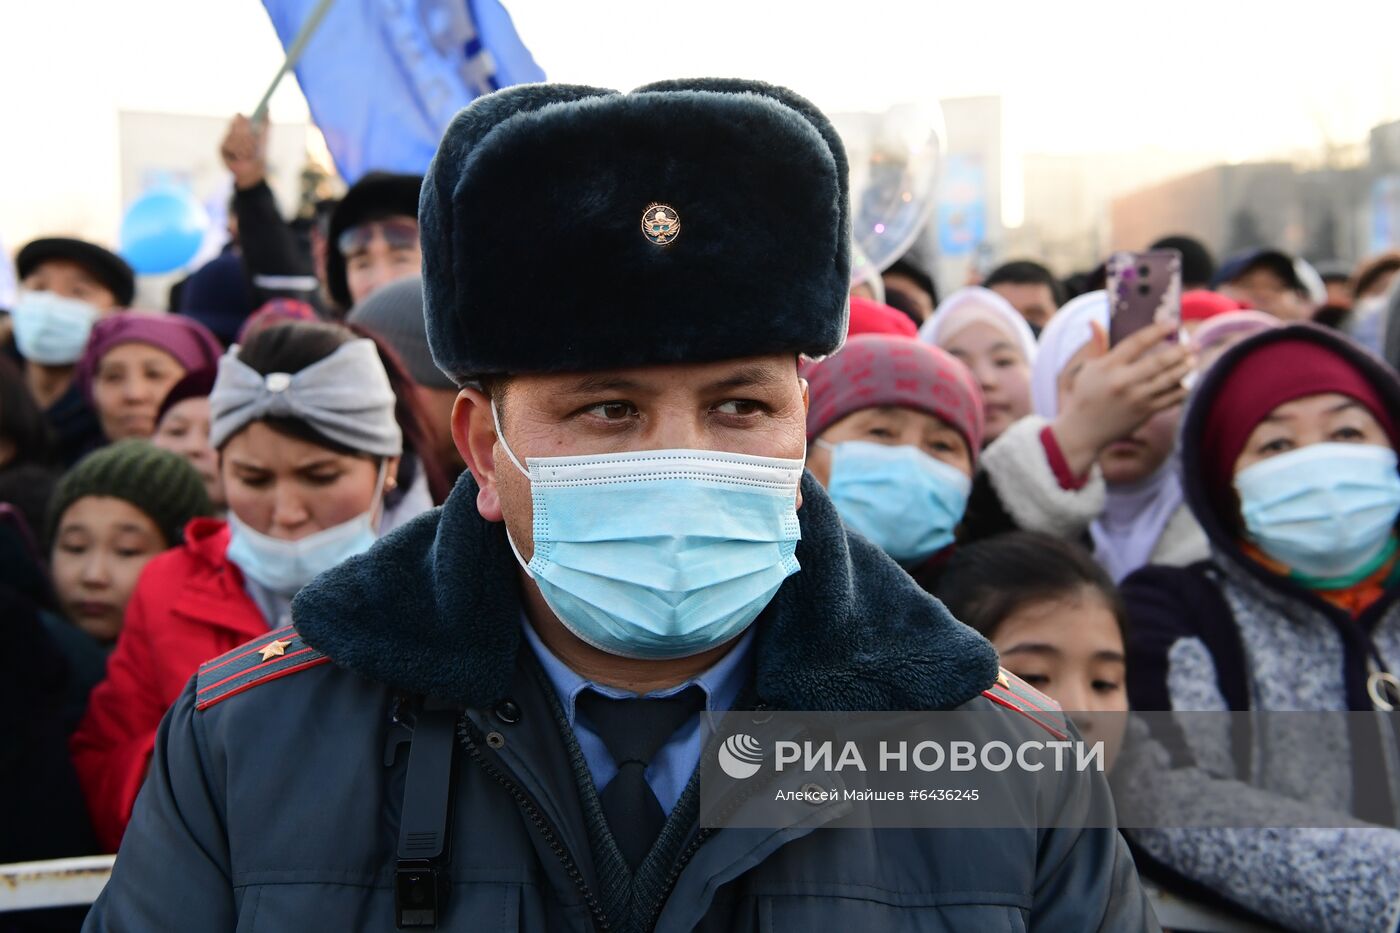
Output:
top-left (209, 338), bottom-right (403, 457)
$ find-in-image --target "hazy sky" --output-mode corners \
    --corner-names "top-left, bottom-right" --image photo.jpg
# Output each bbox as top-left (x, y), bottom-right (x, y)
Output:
top-left (2, 0), bottom-right (1398, 247)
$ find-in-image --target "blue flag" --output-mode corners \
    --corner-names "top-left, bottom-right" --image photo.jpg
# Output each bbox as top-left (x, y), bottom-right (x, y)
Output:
top-left (260, 0), bottom-right (545, 182)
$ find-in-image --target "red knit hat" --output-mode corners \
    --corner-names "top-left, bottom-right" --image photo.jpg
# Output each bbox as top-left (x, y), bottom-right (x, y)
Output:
top-left (805, 334), bottom-right (985, 460)
top-left (236, 298), bottom-right (320, 344)
top-left (1182, 289), bottom-right (1242, 323)
top-left (1201, 334), bottom-right (1399, 517)
top-left (848, 295), bottom-right (918, 338)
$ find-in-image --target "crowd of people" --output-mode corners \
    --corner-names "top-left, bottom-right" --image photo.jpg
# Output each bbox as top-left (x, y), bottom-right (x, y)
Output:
top-left (5, 93), bottom-right (1400, 932)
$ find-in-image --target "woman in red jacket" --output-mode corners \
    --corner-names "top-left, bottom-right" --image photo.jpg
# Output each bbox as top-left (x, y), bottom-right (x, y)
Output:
top-left (71, 321), bottom-right (405, 851)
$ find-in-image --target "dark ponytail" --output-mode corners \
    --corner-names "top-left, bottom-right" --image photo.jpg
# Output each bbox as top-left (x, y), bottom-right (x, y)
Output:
top-left (346, 323), bottom-right (452, 505)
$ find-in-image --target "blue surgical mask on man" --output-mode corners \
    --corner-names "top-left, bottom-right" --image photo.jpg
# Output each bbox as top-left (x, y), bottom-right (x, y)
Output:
top-left (11, 290), bottom-right (101, 365)
top-left (817, 439), bottom-right (971, 566)
top-left (226, 462), bottom-right (387, 597)
top-left (1235, 443), bottom-right (1400, 579)
top-left (494, 401), bottom-right (803, 660)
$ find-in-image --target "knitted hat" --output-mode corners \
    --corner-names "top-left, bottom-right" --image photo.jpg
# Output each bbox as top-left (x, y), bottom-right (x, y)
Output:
top-left (157, 366), bottom-right (217, 424)
top-left (1199, 326), bottom-right (1400, 521)
top-left (421, 79), bottom-right (850, 382)
top-left (236, 298), bottom-right (320, 345)
top-left (847, 295), bottom-right (918, 338)
top-left (76, 312), bottom-right (224, 403)
top-left (1181, 289), bottom-right (1242, 323)
top-left (16, 237), bottom-right (136, 307)
top-left (347, 276), bottom-right (454, 390)
top-left (804, 334), bottom-right (985, 463)
top-left (45, 440), bottom-right (213, 548)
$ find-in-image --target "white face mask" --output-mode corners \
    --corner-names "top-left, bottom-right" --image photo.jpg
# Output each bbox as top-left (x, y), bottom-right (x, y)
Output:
top-left (11, 290), bottom-right (101, 365)
top-left (1235, 443), bottom-right (1400, 579)
top-left (226, 462), bottom-right (387, 597)
top-left (494, 400), bottom-right (804, 660)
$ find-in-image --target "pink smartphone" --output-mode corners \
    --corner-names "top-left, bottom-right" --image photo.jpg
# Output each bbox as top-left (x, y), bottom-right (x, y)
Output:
top-left (1106, 249), bottom-right (1182, 345)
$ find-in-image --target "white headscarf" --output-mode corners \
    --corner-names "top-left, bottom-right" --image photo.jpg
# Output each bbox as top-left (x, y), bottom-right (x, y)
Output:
top-left (1029, 289), bottom-right (1184, 581)
top-left (918, 286), bottom-right (1039, 365)
top-left (1029, 290), bottom-right (1109, 418)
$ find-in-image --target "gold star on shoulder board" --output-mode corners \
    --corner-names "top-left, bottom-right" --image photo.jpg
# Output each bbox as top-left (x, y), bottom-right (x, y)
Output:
top-left (996, 671), bottom-right (1011, 689)
top-left (259, 638), bottom-right (292, 662)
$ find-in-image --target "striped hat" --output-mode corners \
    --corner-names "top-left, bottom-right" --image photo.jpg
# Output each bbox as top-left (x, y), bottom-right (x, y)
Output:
top-left (804, 334), bottom-right (986, 464)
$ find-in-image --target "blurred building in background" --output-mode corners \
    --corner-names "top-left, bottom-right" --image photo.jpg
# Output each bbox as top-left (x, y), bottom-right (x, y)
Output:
top-left (919, 108), bottom-right (1400, 290)
top-left (1108, 117), bottom-right (1400, 264)
top-left (1012, 149), bottom-right (1215, 276)
top-left (928, 96), bottom-right (1003, 292)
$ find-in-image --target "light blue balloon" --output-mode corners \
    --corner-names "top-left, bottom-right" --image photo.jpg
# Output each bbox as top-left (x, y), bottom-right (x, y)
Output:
top-left (119, 188), bottom-right (209, 275)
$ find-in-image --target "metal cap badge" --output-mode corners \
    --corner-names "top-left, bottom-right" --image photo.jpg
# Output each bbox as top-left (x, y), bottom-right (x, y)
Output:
top-left (642, 203), bottom-right (680, 246)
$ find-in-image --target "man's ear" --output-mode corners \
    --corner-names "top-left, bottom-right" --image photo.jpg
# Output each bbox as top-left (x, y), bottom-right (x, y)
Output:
top-left (451, 388), bottom-right (504, 521)
top-left (796, 376), bottom-right (810, 510)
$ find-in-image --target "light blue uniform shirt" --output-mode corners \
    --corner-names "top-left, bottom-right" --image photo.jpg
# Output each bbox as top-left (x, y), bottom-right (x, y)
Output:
top-left (521, 620), bottom-right (754, 816)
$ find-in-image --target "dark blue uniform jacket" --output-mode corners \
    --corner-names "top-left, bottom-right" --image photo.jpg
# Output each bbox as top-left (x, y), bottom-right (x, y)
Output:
top-left (86, 475), bottom-right (1157, 931)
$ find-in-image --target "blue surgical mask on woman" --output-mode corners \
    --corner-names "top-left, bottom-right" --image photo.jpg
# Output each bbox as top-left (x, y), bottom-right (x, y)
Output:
top-left (817, 439), bottom-right (971, 566)
top-left (1235, 443), bottom-right (1400, 579)
top-left (11, 290), bottom-right (101, 365)
top-left (495, 402), bottom-right (803, 660)
top-left (227, 462), bottom-right (386, 597)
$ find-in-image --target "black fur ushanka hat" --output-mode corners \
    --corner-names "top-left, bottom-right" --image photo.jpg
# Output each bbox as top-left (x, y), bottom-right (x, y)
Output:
top-left (420, 78), bottom-right (851, 382)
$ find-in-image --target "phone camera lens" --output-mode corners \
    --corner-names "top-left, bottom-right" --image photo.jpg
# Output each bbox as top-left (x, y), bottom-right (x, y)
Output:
top-left (1137, 283), bottom-right (1150, 296)
top-left (1138, 265), bottom-right (1151, 277)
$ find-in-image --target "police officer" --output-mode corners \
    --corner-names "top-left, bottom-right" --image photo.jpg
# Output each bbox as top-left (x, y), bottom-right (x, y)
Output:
top-left (87, 79), bottom-right (1157, 931)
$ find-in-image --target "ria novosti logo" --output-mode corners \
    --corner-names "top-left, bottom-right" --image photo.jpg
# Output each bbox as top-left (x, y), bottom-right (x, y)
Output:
top-left (716, 733), bottom-right (1106, 779)
top-left (718, 733), bottom-right (765, 779)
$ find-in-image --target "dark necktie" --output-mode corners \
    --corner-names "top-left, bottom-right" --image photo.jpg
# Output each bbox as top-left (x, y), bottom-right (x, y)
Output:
top-left (576, 685), bottom-right (706, 870)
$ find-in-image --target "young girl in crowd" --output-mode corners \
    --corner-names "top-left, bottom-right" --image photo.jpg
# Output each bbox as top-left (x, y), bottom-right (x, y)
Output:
top-left (969, 291), bottom-right (1201, 581)
top-left (151, 367), bottom-right (223, 510)
top-left (917, 286), bottom-right (1037, 447)
top-left (939, 531), bottom-right (1129, 765)
top-left (37, 440), bottom-right (211, 754)
top-left (76, 311), bottom-right (223, 443)
top-left (1122, 324), bottom-right (1400, 931)
top-left (71, 321), bottom-right (404, 851)
top-left (47, 440), bottom-right (212, 646)
top-left (803, 334), bottom-right (983, 592)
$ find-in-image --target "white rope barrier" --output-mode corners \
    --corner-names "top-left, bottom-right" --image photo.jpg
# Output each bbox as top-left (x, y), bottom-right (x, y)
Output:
top-left (0, 855), bottom-right (114, 912)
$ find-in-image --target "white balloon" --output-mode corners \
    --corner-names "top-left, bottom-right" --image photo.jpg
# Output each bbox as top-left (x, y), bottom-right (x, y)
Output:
top-left (833, 101), bottom-right (945, 276)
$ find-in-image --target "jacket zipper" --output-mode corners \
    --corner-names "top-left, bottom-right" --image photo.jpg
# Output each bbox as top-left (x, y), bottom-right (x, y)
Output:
top-left (644, 703), bottom-right (776, 931)
top-left (458, 718), bottom-right (612, 932)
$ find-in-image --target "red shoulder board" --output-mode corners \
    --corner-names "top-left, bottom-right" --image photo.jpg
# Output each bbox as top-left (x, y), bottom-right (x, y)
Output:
top-left (981, 669), bottom-right (1069, 740)
top-left (195, 626), bottom-right (329, 711)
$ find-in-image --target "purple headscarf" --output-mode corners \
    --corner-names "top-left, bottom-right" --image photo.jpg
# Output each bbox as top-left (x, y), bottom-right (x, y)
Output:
top-left (76, 312), bottom-right (223, 403)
